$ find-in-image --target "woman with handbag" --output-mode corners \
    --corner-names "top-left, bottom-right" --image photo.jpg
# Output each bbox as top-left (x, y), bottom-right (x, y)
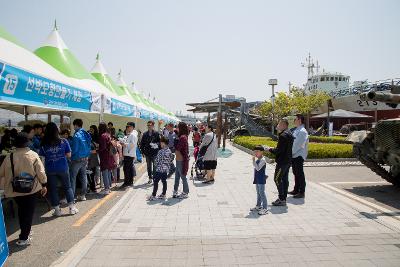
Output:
top-left (0, 132), bottom-right (48, 246)
top-left (199, 125), bottom-right (218, 184)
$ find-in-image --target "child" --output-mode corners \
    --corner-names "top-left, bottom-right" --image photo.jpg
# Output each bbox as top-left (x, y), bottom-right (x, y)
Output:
top-left (148, 136), bottom-right (173, 200)
top-left (250, 145), bottom-right (268, 215)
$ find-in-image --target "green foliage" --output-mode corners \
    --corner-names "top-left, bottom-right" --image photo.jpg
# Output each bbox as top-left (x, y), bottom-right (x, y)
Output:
top-left (255, 89), bottom-right (331, 125)
top-left (309, 136), bottom-right (351, 144)
top-left (233, 136), bottom-right (354, 159)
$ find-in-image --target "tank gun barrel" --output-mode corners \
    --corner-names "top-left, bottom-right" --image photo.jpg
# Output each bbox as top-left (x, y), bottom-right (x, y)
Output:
top-left (360, 91), bottom-right (400, 104)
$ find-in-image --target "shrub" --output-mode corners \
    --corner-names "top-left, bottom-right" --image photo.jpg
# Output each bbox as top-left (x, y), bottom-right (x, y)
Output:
top-left (309, 136), bottom-right (351, 144)
top-left (233, 136), bottom-right (354, 159)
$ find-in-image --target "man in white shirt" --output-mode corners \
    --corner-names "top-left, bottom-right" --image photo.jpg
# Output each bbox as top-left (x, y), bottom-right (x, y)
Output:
top-left (289, 114), bottom-right (309, 199)
top-left (120, 122), bottom-right (138, 187)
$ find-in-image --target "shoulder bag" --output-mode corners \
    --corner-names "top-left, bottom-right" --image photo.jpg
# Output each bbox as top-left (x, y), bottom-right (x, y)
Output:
top-left (10, 153), bottom-right (37, 193)
top-left (199, 134), bottom-right (215, 157)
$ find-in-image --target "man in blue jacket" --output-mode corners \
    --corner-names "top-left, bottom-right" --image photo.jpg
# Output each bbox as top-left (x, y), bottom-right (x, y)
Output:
top-left (70, 119), bottom-right (92, 201)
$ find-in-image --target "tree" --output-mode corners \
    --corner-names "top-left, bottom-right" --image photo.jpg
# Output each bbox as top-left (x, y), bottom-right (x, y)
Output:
top-left (255, 88), bottom-right (330, 129)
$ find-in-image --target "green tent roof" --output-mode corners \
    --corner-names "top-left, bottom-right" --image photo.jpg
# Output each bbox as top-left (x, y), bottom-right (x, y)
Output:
top-left (90, 55), bottom-right (126, 96)
top-left (34, 25), bottom-right (95, 80)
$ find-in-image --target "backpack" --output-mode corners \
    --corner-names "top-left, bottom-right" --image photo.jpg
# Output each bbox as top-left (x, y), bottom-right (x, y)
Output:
top-left (193, 132), bottom-right (201, 142)
top-left (80, 130), bottom-right (92, 157)
top-left (108, 141), bottom-right (117, 156)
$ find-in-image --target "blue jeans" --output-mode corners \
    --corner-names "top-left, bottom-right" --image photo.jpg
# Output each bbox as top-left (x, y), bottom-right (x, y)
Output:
top-left (102, 169), bottom-right (112, 190)
top-left (168, 162), bottom-right (176, 177)
top-left (70, 159), bottom-right (88, 197)
top-left (47, 171), bottom-right (74, 207)
top-left (174, 161), bottom-right (189, 194)
top-left (256, 184), bottom-right (267, 209)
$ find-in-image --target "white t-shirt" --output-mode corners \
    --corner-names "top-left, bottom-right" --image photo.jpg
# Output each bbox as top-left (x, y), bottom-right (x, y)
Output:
top-left (120, 130), bottom-right (138, 158)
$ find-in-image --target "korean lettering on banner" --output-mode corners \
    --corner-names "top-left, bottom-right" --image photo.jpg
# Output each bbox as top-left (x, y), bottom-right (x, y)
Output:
top-left (0, 61), bottom-right (92, 112)
top-left (111, 98), bottom-right (134, 117)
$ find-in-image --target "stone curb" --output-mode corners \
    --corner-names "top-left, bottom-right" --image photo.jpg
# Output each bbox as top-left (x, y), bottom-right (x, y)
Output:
top-left (231, 142), bottom-right (359, 163)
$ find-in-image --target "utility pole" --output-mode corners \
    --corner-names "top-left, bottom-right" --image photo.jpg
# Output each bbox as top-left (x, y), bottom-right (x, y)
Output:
top-left (268, 79), bottom-right (278, 135)
top-left (217, 94), bottom-right (222, 148)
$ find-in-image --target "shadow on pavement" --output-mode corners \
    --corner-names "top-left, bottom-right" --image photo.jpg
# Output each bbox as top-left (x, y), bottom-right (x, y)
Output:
top-left (287, 197), bottom-right (305, 205)
top-left (344, 184), bottom-right (400, 211)
top-left (269, 206), bottom-right (288, 214)
top-left (162, 198), bottom-right (183, 206)
top-left (359, 211), bottom-right (400, 220)
top-left (133, 183), bottom-right (153, 190)
top-left (192, 181), bottom-right (214, 188)
top-left (245, 212), bottom-right (260, 219)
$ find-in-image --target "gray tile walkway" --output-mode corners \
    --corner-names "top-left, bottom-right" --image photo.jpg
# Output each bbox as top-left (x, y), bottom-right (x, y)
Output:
top-left (53, 143), bottom-right (400, 267)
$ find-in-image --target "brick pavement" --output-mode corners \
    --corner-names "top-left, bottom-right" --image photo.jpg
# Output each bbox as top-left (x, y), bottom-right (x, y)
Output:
top-left (53, 143), bottom-right (400, 267)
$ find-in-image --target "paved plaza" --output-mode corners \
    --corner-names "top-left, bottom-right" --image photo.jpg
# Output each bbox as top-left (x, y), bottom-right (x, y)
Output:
top-left (53, 143), bottom-right (400, 267)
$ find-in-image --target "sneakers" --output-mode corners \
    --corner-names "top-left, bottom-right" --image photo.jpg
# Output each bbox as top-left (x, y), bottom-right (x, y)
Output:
top-left (77, 195), bottom-right (87, 201)
top-left (147, 179), bottom-right (153, 185)
top-left (52, 206), bottom-right (62, 217)
top-left (99, 189), bottom-right (110, 195)
top-left (59, 198), bottom-right (67, 205)
top-left (288, 190), bottom-right (297, 195)
top-left (272, 199), bottom-right (287, 206)
top-left (250, 206), bottom-right (262, 212)
top-left (147, 195), bottom-right (157, 201)
top-left (69, 205), bottom-right (79, 215)
top-left (157, 194), bottom-right (166, 200)
top-left (178, 193), bottom-right (188, 199)
top-left (172, 191), bottom-right (179, 198)
top-left (258, 209), bottom-right (268, 215)
top-left (16, 236), bottom-right (31, 246)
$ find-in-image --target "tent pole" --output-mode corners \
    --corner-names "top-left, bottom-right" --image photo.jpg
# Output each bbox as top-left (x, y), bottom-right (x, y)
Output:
top-left (60, 114), bottom-right (64, 124)
top-left (24, 106), bottom-right (28, 122)
top-left (48, 114), bottom-right (52, 123)
top-left (100, 94), bottom-right (105, 124)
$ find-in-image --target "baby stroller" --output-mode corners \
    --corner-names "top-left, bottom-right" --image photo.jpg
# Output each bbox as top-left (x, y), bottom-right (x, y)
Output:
top-left (190, 155), bottom-right (206, 180)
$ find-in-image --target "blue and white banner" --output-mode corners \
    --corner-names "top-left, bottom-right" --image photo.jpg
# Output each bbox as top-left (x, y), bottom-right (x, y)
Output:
top-left (140, 108), bottom-right (150, 120)
top-left (111, 98), bottom-right (135, 117)
top-left (0, 202), bottom-right (8, 267)
top-left (0, 61), bottom-right (94, 112)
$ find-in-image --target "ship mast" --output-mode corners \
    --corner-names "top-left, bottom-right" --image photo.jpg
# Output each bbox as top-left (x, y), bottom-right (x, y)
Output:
top-left (301, 53), bottom-right (316, 79)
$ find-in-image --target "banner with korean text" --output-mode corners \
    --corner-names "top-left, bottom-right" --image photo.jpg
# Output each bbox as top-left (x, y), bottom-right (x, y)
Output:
top-left (0, 60), bottom-right (98, 112)
top-left (111, 98), bottom-right (135, 117)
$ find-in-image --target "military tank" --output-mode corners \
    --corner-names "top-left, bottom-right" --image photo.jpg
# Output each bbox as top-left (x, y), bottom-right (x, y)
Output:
top-left (353, 85), bottom-right (400, 186)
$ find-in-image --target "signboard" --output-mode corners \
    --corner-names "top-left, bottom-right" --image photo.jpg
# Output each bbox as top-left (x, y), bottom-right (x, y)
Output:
top-left (0, 201), bottom-right (8, 267)
top-left (111, 98), bottom-right (135, 117)
top-left (0, 61), bottom-right (95, 112)
top-left (268, 79), bottom-right (278, 85)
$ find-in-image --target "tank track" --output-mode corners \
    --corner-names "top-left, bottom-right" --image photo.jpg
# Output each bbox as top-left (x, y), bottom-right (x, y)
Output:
top-left (353, 143), bottom-right (400, 187)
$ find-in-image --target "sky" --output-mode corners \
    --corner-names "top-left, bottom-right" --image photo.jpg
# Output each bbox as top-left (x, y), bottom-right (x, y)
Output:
top-left (1, 0), bottom-right (399, 115)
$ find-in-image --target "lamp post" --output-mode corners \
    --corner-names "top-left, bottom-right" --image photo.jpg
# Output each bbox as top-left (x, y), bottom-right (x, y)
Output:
top-left (268, 79), bottom-right (278, 134)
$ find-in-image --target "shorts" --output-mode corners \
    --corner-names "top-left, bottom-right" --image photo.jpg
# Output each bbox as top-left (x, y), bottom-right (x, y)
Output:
top-left (203, 160), bottom-right (217, 170)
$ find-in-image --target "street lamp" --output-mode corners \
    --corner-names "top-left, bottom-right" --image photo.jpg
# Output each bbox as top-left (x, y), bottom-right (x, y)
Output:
top-left (268, 79), bottom-right (278, 134)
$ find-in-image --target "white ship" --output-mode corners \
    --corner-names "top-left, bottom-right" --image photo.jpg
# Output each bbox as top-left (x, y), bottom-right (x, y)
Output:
top-left (301, 54), bottom-right (400, 119)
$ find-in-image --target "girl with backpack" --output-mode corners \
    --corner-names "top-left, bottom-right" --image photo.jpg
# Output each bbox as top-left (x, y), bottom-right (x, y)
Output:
top-left (98, 123), bottom-right (115, 195)
top-left (192, 127), bottom-right (201, 147)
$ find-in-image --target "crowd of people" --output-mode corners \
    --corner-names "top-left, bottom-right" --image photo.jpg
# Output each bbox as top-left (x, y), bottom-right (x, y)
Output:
top-left (0, 118), bottom-right (219, 247)
top-left (0, 114), bottom-right (308, 246)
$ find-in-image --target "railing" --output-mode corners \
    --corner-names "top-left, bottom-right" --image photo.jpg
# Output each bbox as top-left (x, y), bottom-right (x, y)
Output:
top-left (327, 78), bottom-right (400, 98)
top-left (241, 113), bottom-right (275, 138)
